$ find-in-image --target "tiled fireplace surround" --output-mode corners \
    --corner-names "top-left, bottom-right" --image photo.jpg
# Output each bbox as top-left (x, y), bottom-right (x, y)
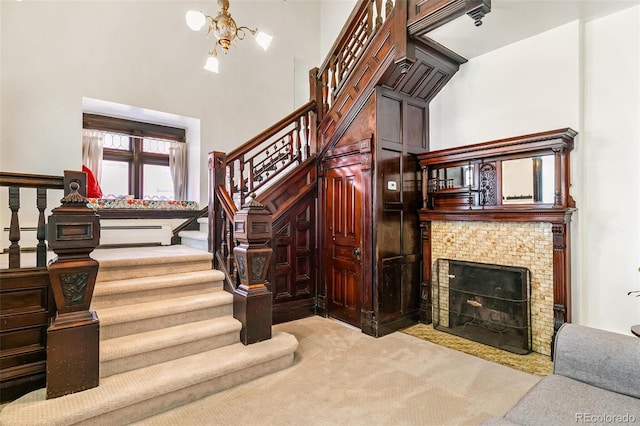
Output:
top-left (431, 221), bottom-right (554, 355)
top-left (418, 128), bottom-right (578, 358)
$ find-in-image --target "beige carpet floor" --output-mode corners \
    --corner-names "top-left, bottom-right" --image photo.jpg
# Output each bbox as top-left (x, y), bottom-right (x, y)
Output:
top-left (401, 324), bottom-right (553, 377)
top-left (134, 316), bottom-right (540, 426)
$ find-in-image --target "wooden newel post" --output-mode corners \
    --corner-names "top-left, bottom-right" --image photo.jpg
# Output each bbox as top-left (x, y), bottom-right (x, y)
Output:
top-left (233, 199), bottom-right (273, 345)
top-left (46, 178), bottom-right (100, 399)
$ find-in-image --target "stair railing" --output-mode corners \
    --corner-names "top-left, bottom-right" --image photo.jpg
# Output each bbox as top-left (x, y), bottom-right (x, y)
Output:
top-left (225, 100), bottom-right (316, 208)
top-left (312, 0), bottom-right (396, 122)
top-left (0, 172), bottom-right (66, 268)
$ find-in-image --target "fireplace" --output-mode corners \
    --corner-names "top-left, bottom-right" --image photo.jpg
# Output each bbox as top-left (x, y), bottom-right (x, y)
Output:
top-left (434, 259), bottom-right (532, 354)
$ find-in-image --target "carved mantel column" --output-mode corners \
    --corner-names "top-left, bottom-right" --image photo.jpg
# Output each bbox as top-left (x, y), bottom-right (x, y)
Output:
top-left (46, 179), bottom-right (100, 399)
top-left (233, 199), bottom-right (273, 345)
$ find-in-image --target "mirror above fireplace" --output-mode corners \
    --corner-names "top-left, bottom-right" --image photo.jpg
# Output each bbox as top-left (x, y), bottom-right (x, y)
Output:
top-left (419, 128), bottom-right (576, 211)
top-left (502, 155), bottom-right (554, 204)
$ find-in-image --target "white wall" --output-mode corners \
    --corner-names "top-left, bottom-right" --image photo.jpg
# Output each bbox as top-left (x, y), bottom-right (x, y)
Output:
top-left (430, 21), bottom-right (581, 149)
top-left (579, 5), bottom-right (640, 332)
top-left (430, 7), bottom-right (640, 334)
top-left (1, 0), bottom-right (322, 208)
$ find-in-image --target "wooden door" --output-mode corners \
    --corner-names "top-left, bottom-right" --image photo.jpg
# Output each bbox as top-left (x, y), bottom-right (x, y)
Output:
top-left (325, 163), bottom-right (363, 327)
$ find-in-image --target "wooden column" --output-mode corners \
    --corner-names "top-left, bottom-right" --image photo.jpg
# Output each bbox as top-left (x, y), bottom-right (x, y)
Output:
top-left (233, 199), bottom-right (273, 345)
top-left (46, 178), bottom-right (100, 399)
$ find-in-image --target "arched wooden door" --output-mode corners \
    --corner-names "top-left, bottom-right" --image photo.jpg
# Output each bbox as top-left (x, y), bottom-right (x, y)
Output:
top-left (324, 161), bottom-right (363, 327)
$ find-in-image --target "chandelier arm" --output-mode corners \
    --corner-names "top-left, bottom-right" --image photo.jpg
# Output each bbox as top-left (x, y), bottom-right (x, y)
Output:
top-left (236, 26), bottom-right (258, 40)
top-left (205, 16), bottom-right (220, 37)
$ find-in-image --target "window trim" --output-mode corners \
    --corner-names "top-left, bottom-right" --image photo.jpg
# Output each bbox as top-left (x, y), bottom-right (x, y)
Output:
top-left (83, 114), bottom-right (185, 199)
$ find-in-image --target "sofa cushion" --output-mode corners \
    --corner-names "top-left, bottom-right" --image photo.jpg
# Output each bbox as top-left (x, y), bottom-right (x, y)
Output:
top-left (554, 323), bottom-right (640, 399)
top-left (504, 375), bottom-right (640, 426)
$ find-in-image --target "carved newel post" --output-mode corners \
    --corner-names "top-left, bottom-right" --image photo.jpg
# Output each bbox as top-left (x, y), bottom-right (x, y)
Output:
top-left (46, 180), bottom-right (100, 399)
top-left (233, 199), bottom-right (273, 345)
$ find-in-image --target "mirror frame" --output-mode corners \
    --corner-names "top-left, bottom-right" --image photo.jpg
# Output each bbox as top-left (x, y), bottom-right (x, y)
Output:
top-left (418, 128), bottom-right (577, 211)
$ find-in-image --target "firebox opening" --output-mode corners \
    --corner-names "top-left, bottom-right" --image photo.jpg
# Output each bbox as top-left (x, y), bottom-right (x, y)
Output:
top-left (434, 259), bottom-right (532, 355)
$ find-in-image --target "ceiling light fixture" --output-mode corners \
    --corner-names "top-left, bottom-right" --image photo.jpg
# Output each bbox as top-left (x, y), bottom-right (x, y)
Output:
top-left (186, 0), bottom-right (273, 73)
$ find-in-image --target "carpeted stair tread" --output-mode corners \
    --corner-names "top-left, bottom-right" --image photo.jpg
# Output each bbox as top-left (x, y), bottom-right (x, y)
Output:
top-left (92, 245), bottom-right (212, 268)
top-left (93, 246), bottom-right (214, 282)
top-left (177, 230), bottom-right (207, 241)
top-left (93, 269), bottom-right (224, 297)
top-left (0, 331), bottom-right (298, 426)
top-left (99, 317), bottom-right (243, 378)
top-left (96, 292), bottom-right (232, 327)
top-left (101, 316), bottom-right (241, 362)
top-left (91, 269), bottom-right (225, 310)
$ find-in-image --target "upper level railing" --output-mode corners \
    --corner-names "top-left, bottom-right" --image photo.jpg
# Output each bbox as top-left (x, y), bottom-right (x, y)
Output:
top-left (225, 100), bottom-right (316, 208)
top-left (0, 172), bottom-right (65, 269)
top-left (313, 0), bottom-right (396, 122)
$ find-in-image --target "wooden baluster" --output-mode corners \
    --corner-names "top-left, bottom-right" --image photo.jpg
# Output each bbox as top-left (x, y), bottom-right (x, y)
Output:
top-left (375, 0), bottom-right (383, 31)
top-left (209, 152), bottom-right (226, 257)
top-left (385, 0), bottom-right (394, 17)
top-left (367, 0), bottom-right (374, 34)
top-left (238, 155), bottom-right (246, 207)
top-left (321, 70), bottom-right (329, 115)
top-left (8, 186), bottom-right (20, 269)
top-left (225, 214), bottom-right (234, 277)
top-left (330, 56), bottom-right (337, 107)
top-left (36, 188), bottom-right (47, 267)
top-left (309, 67), bottom-right (323, 123)
top-left (301, 113), bottom-right (310, 159)
top-left (248, 157), bottom-right (255, 194)
top-left (294, 119), bottom-right (302, 162)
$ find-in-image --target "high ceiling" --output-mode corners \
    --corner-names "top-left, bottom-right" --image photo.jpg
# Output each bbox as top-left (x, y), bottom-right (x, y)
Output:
top-left (426, 0), bottom-right (640, 59)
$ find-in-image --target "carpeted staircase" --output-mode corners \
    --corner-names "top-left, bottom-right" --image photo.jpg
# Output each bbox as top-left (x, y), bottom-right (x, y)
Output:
top-left (0, 246), bottom-right (298, 426)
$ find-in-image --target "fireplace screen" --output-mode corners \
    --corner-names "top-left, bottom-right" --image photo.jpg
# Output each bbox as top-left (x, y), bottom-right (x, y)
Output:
top-left (434, 259), bottom-right (532, 354)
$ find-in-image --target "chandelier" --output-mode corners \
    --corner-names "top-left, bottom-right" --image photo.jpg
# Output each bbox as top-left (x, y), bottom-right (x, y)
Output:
top-left (185, 0), bottom-right (272, 73)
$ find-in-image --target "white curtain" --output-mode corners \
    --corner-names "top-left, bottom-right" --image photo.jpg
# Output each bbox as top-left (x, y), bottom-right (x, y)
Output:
top-left (169, 142), bottom-right (187, 201)
top-left (82, 129), bottom-right (103, 182)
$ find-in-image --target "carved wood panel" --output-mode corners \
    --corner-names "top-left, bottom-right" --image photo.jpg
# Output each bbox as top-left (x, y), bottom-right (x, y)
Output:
top-left (269, 192), bottom-right (317, 324)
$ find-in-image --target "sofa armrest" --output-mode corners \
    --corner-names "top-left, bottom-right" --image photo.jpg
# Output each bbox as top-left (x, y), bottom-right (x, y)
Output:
top-left (553, 323), bottom-right (640, 399)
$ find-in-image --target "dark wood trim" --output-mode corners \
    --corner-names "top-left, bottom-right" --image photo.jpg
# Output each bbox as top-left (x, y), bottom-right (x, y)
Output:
top-left (408, 0), bottom-right (491, 37)
top-left (0, 172), bottom-right (64, 190)
top-left (83, 113), bottom-right (186, 142)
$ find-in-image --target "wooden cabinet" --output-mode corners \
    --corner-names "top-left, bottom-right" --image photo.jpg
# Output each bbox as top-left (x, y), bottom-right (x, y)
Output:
top-left (0, 268), bottom-right (54, 402)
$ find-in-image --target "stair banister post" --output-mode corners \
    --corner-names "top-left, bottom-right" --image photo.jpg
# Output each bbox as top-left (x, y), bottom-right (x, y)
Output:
top-left (232, 198), bottom-right (273, 345)
top-left (45, 171), bottom-right (101, 399)
top-left (209, 152), bottom-right (226, 258)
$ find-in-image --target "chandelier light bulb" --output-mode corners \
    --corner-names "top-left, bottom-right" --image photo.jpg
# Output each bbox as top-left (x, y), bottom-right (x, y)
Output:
top-left (185, 10), bottom-right (206, 31)
top-left (255, 31), bottom-right (273, 51)
top-left (204, 55), bottom-right (220, 73)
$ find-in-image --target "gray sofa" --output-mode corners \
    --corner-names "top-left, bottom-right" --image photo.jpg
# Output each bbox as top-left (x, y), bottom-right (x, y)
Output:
top-left (484, 323), bottom-right (640, 425)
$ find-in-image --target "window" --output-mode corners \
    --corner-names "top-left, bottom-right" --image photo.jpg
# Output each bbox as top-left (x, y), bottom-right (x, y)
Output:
top-left (82, 114), bottom-right (186, 200)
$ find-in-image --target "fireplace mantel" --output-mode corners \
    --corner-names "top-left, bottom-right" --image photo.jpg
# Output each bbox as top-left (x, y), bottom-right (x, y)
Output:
top-left (417, 128), bottom-right (577, 354)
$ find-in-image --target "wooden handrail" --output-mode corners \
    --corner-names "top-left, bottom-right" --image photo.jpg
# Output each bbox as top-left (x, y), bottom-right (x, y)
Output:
top-left (0, 172), bottom-right (64, 189)
top-left (215, 186), bottom-right (238, 219)
top-left (227, 100), bottom-right (315, 163)
top-left (170, 206), bottom-right (208, 244)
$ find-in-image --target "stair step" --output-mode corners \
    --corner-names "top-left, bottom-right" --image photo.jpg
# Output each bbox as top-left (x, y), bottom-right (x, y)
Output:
top-left (93, 246), bottom-right (213, 282)
top-left (0, 332), bottom-right (298, 426)
top-left (92, 270), bottom-right (224, 309)
top-left (178, 230), bottom-right (208, 251)
top-left (100, 317), bottom-right (242, 378)
top-left (97, 292), bottom-right (233, 340)
top-left (197, 217), bottom-right (208, 232)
